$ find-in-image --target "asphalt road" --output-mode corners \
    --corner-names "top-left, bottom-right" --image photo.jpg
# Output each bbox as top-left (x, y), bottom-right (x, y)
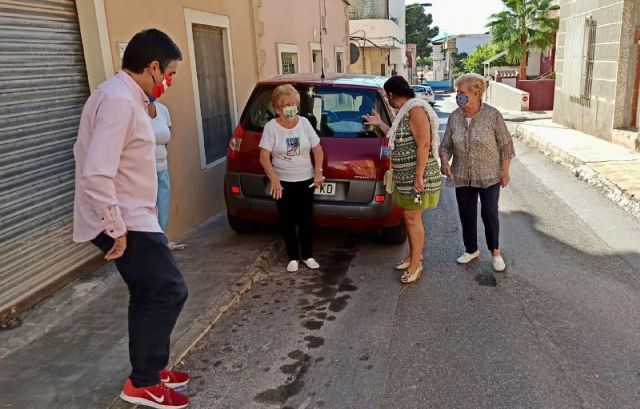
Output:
top-left (176, 94), bottom-right (640, 409)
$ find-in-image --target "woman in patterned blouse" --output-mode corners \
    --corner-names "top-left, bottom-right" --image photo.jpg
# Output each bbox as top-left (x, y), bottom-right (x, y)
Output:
top-left (364, 76), bottom-right (441, 284)
top-left (439, 73), bottom-right (515, 272)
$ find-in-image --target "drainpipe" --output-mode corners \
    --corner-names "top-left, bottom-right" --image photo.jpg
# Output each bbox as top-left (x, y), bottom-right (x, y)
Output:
top-left (631, 26), bottom-right (640, 128)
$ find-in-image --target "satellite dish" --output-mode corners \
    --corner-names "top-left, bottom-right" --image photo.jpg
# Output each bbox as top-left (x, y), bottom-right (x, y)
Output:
top-left (350, 43), bottom-right (360, 65)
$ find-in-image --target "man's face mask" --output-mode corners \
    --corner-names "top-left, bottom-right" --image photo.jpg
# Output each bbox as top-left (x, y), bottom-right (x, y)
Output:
top-left (150, 66), bottom-right (173, 99)
top-left (456, 93), bottom-right (469, 108)
top-left (282, 105), bottom-right (298, 119)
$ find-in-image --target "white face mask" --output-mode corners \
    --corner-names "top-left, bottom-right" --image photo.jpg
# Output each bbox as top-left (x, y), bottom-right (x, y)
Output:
top-left (282, 105), bottom-right (298, 119)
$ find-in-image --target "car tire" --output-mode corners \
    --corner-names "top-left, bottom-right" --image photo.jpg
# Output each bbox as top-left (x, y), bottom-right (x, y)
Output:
top-left (227, 212), bottom-right (254, 234)
top-left (382, 222), bottom-right (407, 244)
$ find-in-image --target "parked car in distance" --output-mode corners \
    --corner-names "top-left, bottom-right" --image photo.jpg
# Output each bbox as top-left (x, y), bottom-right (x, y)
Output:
top-left (225, 73), bottom-right (407, 243)
top-left (411, 84), bottom-right (435, 105)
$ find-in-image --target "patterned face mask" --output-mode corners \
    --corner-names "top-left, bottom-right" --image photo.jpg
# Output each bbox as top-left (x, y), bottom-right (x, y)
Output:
top-left (282, 105), bottom-right (298, 119)
top-left (456, 93), bottom-right (469, 108)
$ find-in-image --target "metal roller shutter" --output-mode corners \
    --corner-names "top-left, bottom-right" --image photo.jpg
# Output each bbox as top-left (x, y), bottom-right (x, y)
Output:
top-left (0, 0), bottom-right (100, 322)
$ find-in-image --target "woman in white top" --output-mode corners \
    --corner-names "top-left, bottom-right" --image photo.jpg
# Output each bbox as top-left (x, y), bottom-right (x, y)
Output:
top-left (148, 100), bottom-right (172, 232)
top-left (259, 84), bottom-right (325, 273)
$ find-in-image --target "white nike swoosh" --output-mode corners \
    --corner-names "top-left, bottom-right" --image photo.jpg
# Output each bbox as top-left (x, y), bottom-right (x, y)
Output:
top-left (145, 390), bottom-right (165, 403)
top-left (160, 377), bottom-right (171, 383)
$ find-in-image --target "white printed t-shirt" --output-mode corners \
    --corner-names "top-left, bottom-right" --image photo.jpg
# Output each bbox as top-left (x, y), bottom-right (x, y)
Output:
top-left (259, 117), bottom-right (321, 182)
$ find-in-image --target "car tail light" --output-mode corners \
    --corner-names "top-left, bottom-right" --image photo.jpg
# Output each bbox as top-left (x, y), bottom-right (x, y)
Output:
top-left (375, 195), bottom-right (385, 203)
top-left (231, 185), bottom-right (241, 195)
top-left (228, 126), bottom-right (244, 159)
top-left (379, 137), bottom-right (391, 170)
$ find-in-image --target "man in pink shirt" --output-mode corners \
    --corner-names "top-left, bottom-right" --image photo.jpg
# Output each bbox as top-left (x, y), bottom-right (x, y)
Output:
top-left (73, 29), bottom-right (189, 409)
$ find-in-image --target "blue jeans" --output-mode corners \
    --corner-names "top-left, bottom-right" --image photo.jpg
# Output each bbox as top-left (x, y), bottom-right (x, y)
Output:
top-left (156, 169), bottom-right (170, 231)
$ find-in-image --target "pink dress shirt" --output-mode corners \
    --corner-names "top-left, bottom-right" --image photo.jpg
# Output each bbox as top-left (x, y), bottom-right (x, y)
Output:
top-left (73, 71), bottom-right (162, 242)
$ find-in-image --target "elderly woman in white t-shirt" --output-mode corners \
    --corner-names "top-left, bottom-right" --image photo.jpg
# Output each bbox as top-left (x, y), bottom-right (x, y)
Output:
top-left (259, 84), bottom-right (325, 272)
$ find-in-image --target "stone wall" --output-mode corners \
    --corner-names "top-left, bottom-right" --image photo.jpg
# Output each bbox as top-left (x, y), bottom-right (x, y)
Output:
top-left (553, 0), bottom-right (638, 142)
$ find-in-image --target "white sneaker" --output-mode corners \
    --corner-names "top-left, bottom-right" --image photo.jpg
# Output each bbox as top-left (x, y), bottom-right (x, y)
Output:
top-left (286, 260), bottom-right (299, 272)
top-left (492, 255), bottom-right (506, 272)
top-left (302, 258), bottom-right (320, 269)
top-left (456, 251), bottom-right (480, 264)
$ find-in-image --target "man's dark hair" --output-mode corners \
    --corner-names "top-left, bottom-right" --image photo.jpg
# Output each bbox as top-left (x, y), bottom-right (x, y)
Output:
top-left (122, 29), bottom-right (182, 74)
top-left (384, 75), bottom-right (416, 99)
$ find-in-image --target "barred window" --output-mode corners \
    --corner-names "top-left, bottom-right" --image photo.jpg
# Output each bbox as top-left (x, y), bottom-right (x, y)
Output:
top-left (281, 52), bottom-right (298, 74)
top-left (563, 16), bottom-right (597, 105)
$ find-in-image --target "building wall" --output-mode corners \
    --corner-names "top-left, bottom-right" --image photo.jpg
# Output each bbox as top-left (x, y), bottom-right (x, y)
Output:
top-left (349, 47), bottom-right (391, 76)
top-left (431, 43), bottom-right (446, 81)
top-left (348, 0), bottom-right (406, 77)
top-left (527, 50), bottom-right (542, 77)
top-left (348, 0), bottom-right (388, 19)
top-left (388, 0), bottom-right (407, 78)
top-left (257, 0), bottom-right (349, 78)
top-left (102, 0), bottom-right (259, 237)
top-left (553, 0), bottom-right (637, 141)
top-left (485, 81), bottom-right (530, 111)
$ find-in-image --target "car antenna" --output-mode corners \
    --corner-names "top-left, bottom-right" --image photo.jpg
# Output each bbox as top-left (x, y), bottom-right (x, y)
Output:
top-left (320, 0), bottom-right (326, 79)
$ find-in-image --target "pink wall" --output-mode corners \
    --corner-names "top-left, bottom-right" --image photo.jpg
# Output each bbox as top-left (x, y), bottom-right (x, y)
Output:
top-left (517, 79), bottom-right (556, 111)
top-left (259, 0), bottom-right (349, 78)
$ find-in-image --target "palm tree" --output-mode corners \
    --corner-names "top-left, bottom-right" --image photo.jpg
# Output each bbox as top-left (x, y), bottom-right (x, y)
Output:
top-left (488, 0), bottom-right (559, 80)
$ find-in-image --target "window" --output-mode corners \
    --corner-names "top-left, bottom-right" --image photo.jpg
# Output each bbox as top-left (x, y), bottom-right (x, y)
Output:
top-left (241, 85), bottom-right (391, 138)
top-left (563, 16), bottom-right (597, 105)
top-left (281, 52), bottom-right (298, 74)
top-left (336, 52), bottom-right (344, 73)
top-left (312, 50), bottom-right (322, 73)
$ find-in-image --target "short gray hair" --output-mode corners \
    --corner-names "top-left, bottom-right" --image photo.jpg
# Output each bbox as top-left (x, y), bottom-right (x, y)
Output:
top-left (271, 84), bottom-right (300, 108)
top-left (455, 73), bottom-right (487, 97)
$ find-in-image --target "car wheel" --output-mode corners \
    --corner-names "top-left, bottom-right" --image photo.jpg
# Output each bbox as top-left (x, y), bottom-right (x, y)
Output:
top-left (382, 222), bottom-right (407, 244)
top-left (227, 212), bottom-right (254, 234)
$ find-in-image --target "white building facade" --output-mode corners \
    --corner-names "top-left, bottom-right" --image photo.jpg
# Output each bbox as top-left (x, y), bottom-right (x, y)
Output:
top-left (348, 0), bottom-right (407, 78)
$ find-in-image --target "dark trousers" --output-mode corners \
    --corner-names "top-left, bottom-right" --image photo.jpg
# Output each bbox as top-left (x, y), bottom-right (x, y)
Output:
top-left (276, 179), bottom-right (314, 260)
top-left (91, 231), bottom-right (188, 387)
top-left (455, 183), bottom-right (501, 253)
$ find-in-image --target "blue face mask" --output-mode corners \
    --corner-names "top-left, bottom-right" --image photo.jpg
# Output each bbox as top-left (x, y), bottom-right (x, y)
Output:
top-left (456, 93), bottom-right (469, 108)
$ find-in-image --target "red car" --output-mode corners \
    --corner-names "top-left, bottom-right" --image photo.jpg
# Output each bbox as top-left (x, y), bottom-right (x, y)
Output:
top-left (224, 73), bottom-right (406, 243)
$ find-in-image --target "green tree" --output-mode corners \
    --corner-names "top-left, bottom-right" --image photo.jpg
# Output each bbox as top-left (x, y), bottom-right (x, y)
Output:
top-left (488, 0), bottom-right (559, 80)
top-left (452, 52), bottom-right (469, 75)
top-left (464, 43), bottom-right (509, 75)
top-left (405, 4), bottom-right (439, 57)
top-left (416, 56), bottom-right (432, 68)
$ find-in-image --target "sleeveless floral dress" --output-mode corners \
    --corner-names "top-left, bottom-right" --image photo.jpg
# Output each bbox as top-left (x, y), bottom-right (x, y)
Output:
top-left (391, 110), bottom-right (441, 210)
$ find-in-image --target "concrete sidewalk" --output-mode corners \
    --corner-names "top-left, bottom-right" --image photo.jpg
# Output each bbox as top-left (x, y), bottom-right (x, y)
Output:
top-left (504, 112), bottom-right (640, 219)
top-left (0, 213), bottom-right (282, 409)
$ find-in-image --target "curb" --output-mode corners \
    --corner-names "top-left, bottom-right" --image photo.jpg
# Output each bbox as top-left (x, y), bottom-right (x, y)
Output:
top-left (107, 238), bottom-right (284, 409)
top-left (514, 124), bottom-right (640, 219)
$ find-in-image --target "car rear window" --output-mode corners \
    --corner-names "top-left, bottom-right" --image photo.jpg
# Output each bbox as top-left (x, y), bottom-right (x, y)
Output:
top-left (241, 85), bottom-right (391, 138)
top-left (412, 86), bottom-right (426, 92)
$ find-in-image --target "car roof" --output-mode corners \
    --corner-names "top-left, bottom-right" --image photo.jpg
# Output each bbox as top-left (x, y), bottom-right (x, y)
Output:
top-left (258, 73), bottom-right (389, 89)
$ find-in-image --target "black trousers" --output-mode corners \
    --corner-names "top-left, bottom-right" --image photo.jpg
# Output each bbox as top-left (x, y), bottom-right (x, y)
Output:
top-left (276, 179), bottom-right (314, 261)
top-left (91, 231), bottom-right (188, 387)
top-left (455, 183), bottom-right (501, 253)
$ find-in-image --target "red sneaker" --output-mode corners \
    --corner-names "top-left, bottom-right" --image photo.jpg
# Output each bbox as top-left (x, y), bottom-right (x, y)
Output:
top-left (160, 369), bottom-right (190, 389)
top-left (120, 378), bottom-right (189, 409)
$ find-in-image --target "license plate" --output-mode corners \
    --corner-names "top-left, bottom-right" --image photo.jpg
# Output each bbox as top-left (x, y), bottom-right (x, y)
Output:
top-left (315, 182), bottom-right (336, 196)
